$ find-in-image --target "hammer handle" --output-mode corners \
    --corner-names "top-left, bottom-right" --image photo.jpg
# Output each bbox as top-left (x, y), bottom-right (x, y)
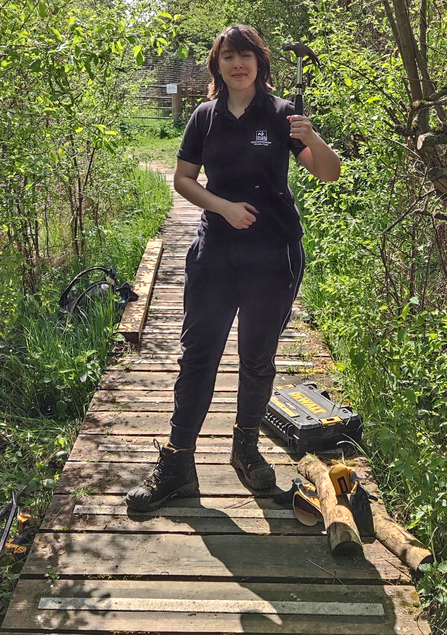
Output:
top-left (294, 93), bottom-right (303, 116)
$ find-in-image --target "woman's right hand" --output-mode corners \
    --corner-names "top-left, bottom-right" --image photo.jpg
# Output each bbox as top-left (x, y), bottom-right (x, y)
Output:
top-left (221, 201), bottom-right (259, 229)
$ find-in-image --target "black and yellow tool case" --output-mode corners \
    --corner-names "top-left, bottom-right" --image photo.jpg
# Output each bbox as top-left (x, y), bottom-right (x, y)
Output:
top-left (262, 382), bottom-right (362, 452)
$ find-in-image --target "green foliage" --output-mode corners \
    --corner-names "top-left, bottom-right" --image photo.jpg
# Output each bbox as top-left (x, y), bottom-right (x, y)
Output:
top-left (0, 0), bottom-right (178, 287)
top-left (282, 3), bottom-right (447, 630)
top-left (419, 562), bottom-right (447, 632)
top-left (0, 167), bottom-right (170, 421)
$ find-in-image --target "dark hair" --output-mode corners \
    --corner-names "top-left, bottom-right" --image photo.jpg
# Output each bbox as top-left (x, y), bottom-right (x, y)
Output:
top-left (207, 25), bottom-right (274, 100)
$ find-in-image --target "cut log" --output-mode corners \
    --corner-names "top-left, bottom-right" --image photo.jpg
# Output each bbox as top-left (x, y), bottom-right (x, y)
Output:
top-left (297, 454), bottom-right (363, 557)
top-left (371, 501), bottom-right (433, 573)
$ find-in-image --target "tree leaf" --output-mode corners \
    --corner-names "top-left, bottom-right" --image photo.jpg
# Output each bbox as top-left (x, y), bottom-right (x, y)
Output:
top-left (38, 0), bottom-right (48, 17)
top-left (177, 42), bottom-right (188, 60)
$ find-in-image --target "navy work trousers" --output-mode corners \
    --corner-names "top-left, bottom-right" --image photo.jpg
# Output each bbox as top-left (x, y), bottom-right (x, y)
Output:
top-left (169, 227), bottom-right (306, 448)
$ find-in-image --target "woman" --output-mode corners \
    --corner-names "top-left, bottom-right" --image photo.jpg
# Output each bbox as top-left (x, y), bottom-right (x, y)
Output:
top-left (126, 25), bottom-right (340, 512)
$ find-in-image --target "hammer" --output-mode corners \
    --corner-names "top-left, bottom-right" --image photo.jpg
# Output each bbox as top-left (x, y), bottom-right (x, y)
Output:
top-left (282, 42), bottom-right (320, 116)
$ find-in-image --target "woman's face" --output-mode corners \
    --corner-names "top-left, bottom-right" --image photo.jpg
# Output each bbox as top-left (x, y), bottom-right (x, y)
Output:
top-left (217, 46), bottom-right (258, 92)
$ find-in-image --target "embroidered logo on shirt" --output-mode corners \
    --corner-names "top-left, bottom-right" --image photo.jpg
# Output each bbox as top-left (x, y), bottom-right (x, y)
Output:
top-left (251, 130), bottom-right (271, 146)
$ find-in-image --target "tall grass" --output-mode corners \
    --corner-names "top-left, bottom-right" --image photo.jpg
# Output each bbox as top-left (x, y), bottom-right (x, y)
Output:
top-left (0, 167), bottom-right (170, 423)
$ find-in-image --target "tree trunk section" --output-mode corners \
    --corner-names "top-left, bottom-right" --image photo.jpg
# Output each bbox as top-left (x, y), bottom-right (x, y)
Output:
top-left (297, 454), bottom-right (363, 557)
top-left (371, 501), bottom-right (433, 573)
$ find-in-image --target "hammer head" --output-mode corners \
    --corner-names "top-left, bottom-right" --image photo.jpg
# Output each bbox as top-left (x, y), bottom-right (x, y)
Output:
top-left (283, 41), bottom-right (320, 65)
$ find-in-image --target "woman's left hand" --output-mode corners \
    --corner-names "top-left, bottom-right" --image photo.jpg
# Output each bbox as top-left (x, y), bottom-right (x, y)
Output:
top-left (287, 115), bottom-right (317, 146)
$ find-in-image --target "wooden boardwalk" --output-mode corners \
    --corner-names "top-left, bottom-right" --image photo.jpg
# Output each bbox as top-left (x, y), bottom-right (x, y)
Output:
top-left (1, 169), bottom-right (430, 634)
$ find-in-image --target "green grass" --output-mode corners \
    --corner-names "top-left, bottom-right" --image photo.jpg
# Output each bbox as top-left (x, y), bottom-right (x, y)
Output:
top-left (129, 118), bottom-right (184, 170)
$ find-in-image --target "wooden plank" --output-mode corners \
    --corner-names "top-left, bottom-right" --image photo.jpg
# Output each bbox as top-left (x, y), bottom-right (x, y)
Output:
top-left (39, 597), bottom-right (386, 617)
top-left (146, 304), bottom-right (305, 315)
top-left (144, 309), bottom-right (305, 322)
top-left (3, 579), bottom-right (429, 634)
top-left (99, 371), bottom-right (312, 391)
top-left (139, 340), bottom-right (307, 356)
top-left (107, 359), bottom-right (316, 373)
top-left (118, 239), bottom-right (163, 343)
top-left (144, 327), bottom-right (308, 345)
top-left (155, 275), bottom-right (187, 285)
top-left (55, 462), bottom-right (299, 495)
top-left (137, 340), bottom-right (310, 356)
top-left (78, 411), bottom-right (311, 439)
top-left (142, 329), bottom-right (306, 340)
top-left (38, 597), bottom-right (386, 617)
top-left (149, 295), bottom-right (184, 302)
top-left (92, 389), bottom-right (349, 412)
top-left (21, 533), bottom-right (410, 582)
top-left (81, 411), bottom-right (238, 435)
top-left (69, 434), bottom-right (295, 464)
top-left (151, 281), bottom-right (185, 288)
top-left (160, 233), bottom-right (195, 240)
top-left (89, 390), bottom-right (238, 411)
top-left (158, 258), bottom-right (195, 274)
top-left (140, 323), bottom-right (313, 337)
top-left (41, 495), bottom-right (320, 535)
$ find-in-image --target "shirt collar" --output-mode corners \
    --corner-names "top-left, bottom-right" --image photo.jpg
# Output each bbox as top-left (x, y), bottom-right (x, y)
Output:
top-left (215, 87), bottom-right (267, 114)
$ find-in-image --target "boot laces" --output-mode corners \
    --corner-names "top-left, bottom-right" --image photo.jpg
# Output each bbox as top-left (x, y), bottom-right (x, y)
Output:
top-left (143, 439), bottom-right (175, 489)
top-left (240, 430), bottom-right (267, 469)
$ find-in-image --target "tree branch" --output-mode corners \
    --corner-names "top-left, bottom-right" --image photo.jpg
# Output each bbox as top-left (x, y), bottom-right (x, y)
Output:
top-left (390, 0), bottom-right (423, 103)
top-left (416, 130), bottom-right (447, 150)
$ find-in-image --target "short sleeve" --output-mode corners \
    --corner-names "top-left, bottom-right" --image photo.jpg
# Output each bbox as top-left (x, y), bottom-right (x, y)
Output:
top-left (283, 100), bottom-right (307, 159)
top-left (177, 106), bottom-right (204, 166)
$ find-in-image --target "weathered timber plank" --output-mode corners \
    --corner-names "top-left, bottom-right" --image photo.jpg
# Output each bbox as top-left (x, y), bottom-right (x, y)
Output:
top-left (106, 360), bottom-right (317, 373)
top-left (42, 597), bottom-right (387, 616)
top-left (162, 222), bottom-right (200, 227)
top-left (2, 579), bottom-right (429, 634)
top-left (144, 309), bottom-right (305, 324)
top-left (41, 495), bottom-right (318, 535)
top-left (148, 295), bottom-right (184, 303)
top-left (79, 411), bottom-right (305, 438)
top-left (139, 340), bottom-right (308, 356)
top-left (89, 390), bottom-right (238, 411)
top-left (21, 533), bottom-right (410, 582)
top-left (81, 411), bottom-right (238, 435)
top-left (154, 276), bottom-right (187, 285)
top-left (91, 388), bottom-right (346, 412)
top-left (146, 304), bottom-right (305, 314)
top-left (155, 260), bottom-right (195, 267)
top-left (142, 328), bottom-right (305, 340)
top-left (69, 434), bottom-right (294, 464)
top-left (145, 328), bottom-right (307, 346)
top-left (99, 371), bottom-right (311, 391)
top-left (118, 239), bottom-right (163, 343)
top-left (158, 228), bottom-right (194, 236)
top-left (137, 339), bottom-right (310, 357)
top-left (55, 462), bottom-right (298, 495)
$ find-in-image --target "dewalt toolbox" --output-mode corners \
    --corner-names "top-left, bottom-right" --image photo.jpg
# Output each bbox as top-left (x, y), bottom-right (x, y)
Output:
top-left (262, 382), bottom-right (362, 452)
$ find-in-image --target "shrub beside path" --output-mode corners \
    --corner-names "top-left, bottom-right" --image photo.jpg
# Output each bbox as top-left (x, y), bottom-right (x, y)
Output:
top-left (0, 165), bottom-right (430, 634)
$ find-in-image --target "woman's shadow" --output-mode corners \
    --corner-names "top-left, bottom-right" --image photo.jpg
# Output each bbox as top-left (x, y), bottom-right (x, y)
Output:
top-left (126, 435), bottom-right (400, 634)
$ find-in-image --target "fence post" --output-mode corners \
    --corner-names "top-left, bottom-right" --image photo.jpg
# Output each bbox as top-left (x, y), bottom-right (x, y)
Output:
top-left (172, 84), bottom-right (182, 124)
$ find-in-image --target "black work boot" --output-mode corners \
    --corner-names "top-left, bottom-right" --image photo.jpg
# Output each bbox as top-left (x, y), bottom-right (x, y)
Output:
top-left (230, 425), bottom-right (276, 490)
top-left (126, 440), bottom-right (199, 512)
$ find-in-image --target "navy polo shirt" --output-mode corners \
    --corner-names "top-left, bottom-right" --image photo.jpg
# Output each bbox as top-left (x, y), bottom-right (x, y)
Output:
top-left (177, 88), bottom-right (307, 244)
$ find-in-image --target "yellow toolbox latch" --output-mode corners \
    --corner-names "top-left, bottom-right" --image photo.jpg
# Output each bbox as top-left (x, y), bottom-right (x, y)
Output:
top-left (321, 416), bottom-right (343, 426)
